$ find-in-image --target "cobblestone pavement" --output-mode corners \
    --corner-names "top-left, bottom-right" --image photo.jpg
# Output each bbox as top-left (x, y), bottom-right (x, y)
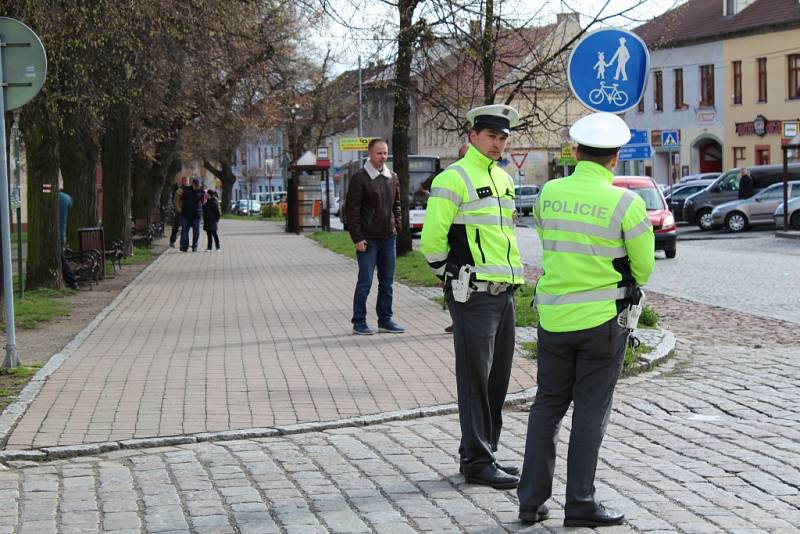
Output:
top-left (0, 329), bottom-right (797, 533)
top-left (4, 221), bottom-right (536, 450)
top-left (516, 227), bottom-right (800, 325)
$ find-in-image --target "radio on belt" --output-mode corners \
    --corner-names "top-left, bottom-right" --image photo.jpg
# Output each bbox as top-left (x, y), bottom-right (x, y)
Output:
top-left (451, 265), bottom-right (475, 303)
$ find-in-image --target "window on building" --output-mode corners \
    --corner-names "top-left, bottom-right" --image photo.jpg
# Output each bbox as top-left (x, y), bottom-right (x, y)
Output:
top-left (637, 95), bottom-right (644, 112)
top-left (789, 54), bottom-right (800, 100)
top-left (755, 145), bottom-right (770, 165)
top-left (674, 68), bottom-right (684, 109)
top-left (725, 0), bottom-right (734, 16)
top-left (732, 61), bottom-right (742, 104)
top-left (757, 57), bottom-right (767, 102)
top-left (733, 147), bottom-right (745, 168)
top-left (654, 71), bottom-right (663, 111)
top-left (700, 65), bottom-right (715, 107)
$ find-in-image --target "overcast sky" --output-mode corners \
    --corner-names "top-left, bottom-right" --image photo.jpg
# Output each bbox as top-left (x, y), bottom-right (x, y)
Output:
top-left (312, 0), bottom-right (688, 73)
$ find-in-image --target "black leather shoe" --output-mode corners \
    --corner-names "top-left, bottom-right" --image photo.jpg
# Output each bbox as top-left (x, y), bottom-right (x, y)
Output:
top-left (564, 504), bottom-right (624, 527)
top-left (463, 464), bottom-right (519, 490)
top-left (495, 462), bottom-right (519, 476)
top-left (519, 504), bottom-right (549, 524)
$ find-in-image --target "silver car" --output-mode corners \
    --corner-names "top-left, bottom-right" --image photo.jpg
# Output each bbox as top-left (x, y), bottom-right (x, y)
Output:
top-left (514, 185), bottom-right (539, 215)
top-left (711, 181), bottom-right (800, 232)
top-left (774, 195), bottom-right (800, 230)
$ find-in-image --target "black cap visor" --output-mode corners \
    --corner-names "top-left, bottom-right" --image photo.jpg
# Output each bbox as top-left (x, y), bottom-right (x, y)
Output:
top-left (474, 115), bottom-right (511, 134)
top-left (577, 144), bottom-right (619, 157)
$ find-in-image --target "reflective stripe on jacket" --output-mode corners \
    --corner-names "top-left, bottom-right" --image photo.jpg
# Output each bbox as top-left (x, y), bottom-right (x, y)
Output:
top-left (533, 161), bottom-right (655, 332)
top-left (419, 145), bottom-right (523, 284)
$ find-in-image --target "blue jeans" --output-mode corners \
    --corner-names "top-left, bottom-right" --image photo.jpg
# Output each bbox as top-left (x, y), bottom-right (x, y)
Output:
top-left (352, 235), bottom-right (396, 325)
top-left (180, 215), bottom-right (201, 251)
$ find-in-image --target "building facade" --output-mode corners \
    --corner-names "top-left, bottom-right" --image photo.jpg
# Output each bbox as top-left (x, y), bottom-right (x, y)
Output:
top-left (723, 27), bottom-right (800, 169)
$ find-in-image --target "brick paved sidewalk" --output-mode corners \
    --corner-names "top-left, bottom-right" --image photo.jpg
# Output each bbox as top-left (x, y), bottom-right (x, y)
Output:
top-left (5, 220), bottom-right (537, 450)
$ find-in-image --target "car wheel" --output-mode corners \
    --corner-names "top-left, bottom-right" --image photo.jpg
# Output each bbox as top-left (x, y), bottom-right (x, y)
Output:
top-left (697, 209), bottom-right (713, 231)
top-left (791, 212), bottom-right (800, 230)
top-left (725, 211), bottom-right (748, 232)
top-left (664, 248), bottom-right (677, 259)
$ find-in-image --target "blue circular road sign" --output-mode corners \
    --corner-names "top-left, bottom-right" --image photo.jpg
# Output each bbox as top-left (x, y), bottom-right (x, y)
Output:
top-left (568, 28), bottom-right (649, 114)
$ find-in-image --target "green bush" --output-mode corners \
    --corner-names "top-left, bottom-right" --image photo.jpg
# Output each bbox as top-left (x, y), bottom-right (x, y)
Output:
top-left (638, 305), bottom-right (659, 328)
top-left (260, 204), bottom-right (283, 219)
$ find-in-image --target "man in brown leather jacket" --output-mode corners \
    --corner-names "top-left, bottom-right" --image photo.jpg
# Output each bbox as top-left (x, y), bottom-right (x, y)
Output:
top-left (345, 138), bottom-right (405, 335)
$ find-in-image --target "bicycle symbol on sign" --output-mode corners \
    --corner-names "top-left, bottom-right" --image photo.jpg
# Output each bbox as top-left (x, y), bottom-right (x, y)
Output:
top-left (589, 82), bottom-right (629, 107)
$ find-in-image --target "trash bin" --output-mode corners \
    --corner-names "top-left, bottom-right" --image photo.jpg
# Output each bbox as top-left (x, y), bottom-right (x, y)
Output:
top-left (78, 227), bottom-right (106, 280)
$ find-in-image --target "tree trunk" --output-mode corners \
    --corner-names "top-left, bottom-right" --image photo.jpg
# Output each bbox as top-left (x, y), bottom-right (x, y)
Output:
top-left (392, 0), bottom-right (420, 255)
top-left (59, 113), bottom-right (99, 248)
top-left (482, 0), bottom-right (495, 104)
top-left (101, 102), bottom-right (132, 255)
top-left (204, 157), bottom-right (236, 214)
top-left (132, 139), bottom-right (177, 220)
top-left (21, 103), bottom-right (62, 290)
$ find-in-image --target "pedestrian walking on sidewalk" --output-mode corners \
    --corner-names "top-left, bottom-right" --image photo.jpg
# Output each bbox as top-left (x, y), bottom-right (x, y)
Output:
top-left (58, 189), bottom-right (79, 290)
top-left (345, 138), bottom-right (405, 336)
top-left (203, 189), bottom-right (222, 252)
top-left (517, 112), bottom-right (655, 528)
top-left (420, 104), bottom-right (524, 490)
top-left (169, 177), bottom-right (189, 247)
top-left (179, 178), bottom-right (207, 252)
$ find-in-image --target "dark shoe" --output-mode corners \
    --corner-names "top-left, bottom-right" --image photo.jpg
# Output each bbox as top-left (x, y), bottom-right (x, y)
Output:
top-left (496, 462), bottom-right (519, 476)
top-left (463, 464), bottom-right (519, 490)
top-left (519, 504), bottom-right (549, 524)
top-left (444, 324), bottom-right (453, 333)
top-left (169, 242), bottom-right (175, 248)
top-left (564, 504), bottom-right (624, 527)
top-left (352, 323), bottom-right (374, 336)
top-left (67, 283), bottom-right (79, 291)
top-left (459, 462), bottom-right (519, 477)
top-left (378, 321), bottom-right (405, 333)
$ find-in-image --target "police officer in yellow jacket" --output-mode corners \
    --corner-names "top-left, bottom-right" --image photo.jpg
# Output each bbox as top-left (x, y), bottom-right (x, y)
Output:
top-left (517, 112), bottom-right (655, 527)
top-left (420, 104), bottom-right (523, 490)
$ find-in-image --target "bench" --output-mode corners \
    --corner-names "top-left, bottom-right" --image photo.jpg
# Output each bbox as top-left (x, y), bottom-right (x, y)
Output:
top-left (64, 248), bottom-right (101, 287)
top-left (78, 227), bottom-right (106, 280)
top-left (132, 217), bottom-right (154, 248)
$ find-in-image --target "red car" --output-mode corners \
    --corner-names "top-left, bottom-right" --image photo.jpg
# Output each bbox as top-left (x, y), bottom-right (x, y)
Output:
top-left (613, 176), bottom-right (677, 259)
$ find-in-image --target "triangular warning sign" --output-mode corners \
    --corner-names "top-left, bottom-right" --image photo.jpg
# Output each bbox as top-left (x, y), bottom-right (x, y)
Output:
top-left (664, 134), bottom-right (677, 146)
top-left (511, 152), bottom-right (528, 169)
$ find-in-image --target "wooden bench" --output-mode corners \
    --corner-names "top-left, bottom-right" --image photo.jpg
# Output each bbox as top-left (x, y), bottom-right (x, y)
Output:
top-left (78, 227), bottom-right (106, 280)
top-left (132, 217), bottom-right (154, 248)
top-left (64, 248), bottom-right (101, 287)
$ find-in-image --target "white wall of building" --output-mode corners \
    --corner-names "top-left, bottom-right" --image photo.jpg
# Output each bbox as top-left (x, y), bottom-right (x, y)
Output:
top-left (624, 41), bottom-right (725, 184)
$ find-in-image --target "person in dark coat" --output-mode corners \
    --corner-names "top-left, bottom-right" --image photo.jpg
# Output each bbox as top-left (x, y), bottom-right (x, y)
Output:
top-left (203, 189), bottom-right (222, 252)
top-left (179, 178), bottom-right (207, 252)
top-left (738, 168), bottom-right (754, 200)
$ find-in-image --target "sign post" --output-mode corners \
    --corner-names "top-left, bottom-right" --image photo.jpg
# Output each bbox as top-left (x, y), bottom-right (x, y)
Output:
top-left (661, 130), bottom-right (680, 195)
top-left (0, 17), bottom-right (48, 368)
top-left (568, 28), bottom-right (650, 114)
top-left (510, 152), bottom-right (528, 186)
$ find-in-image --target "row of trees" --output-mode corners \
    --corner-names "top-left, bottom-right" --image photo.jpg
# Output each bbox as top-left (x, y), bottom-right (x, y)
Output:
top-left (3, 0), bottom-right (317, 290)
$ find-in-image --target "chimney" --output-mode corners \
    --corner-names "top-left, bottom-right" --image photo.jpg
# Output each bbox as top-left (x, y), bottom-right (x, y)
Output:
top-left (556, 13), bottom-right (579, 26)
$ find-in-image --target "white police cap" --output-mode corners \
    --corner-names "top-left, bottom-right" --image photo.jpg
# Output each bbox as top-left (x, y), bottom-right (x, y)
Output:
top-left (569, 112), bottom-right (631, 155)
top-left (466, 104), bottom-right (520, 134)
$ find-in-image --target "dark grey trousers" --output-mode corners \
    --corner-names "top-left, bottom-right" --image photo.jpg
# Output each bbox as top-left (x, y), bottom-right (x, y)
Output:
top-left (517, 317), bottom-right (627, 516)
top-left (447, 288), bottom-right (515, 475)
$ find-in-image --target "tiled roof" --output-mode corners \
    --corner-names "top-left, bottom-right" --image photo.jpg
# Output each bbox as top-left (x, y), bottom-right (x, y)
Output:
top-left (635, 0), bottom-right (800, 49)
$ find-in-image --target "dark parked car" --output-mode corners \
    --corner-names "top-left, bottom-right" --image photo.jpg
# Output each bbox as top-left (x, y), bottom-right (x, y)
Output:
top-left (683, 163), bottom-right (800, 230)
top-left (678, 171), bottom-right (721, 185)
top-left (664, 179), bottom-right (716, 222)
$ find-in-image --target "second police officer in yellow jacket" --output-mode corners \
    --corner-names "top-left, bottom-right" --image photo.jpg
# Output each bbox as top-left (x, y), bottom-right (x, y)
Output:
top-left (517, 112), bottom-right (655, 528)
top-left (420, 104), bottom-right (524, 490)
